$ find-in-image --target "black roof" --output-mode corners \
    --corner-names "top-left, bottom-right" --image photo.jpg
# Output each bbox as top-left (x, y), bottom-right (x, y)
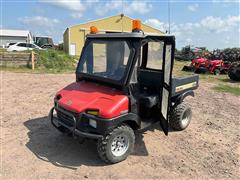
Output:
top-left (86, 32), bottom-right (175, 39)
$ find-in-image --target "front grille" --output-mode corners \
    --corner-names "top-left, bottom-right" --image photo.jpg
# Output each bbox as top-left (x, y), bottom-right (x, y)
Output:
top-left (55, 106), bottom-right (98, 134)
top-left (57, 109), bottom-right (75, 127)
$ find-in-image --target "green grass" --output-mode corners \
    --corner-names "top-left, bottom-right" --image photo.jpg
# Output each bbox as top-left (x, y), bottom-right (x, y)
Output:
top-left (0, 48), bottom-right (6, 52)
top-left (173, 60), bottom-right (194, 76)
top-left (213, 84), bottom-right (240, 96)
top-left (35, 49), bottom-right (77, 72)
top-left (0, 65), bottom-right (75, 74)
top-left (0, 49), bottom-right (78, 73)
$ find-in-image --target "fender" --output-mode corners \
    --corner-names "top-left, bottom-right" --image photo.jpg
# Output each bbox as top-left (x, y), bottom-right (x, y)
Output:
top-left (85, 112), bottom-right (141, 132)
top-left (172, 90), bottom-right (194, 105)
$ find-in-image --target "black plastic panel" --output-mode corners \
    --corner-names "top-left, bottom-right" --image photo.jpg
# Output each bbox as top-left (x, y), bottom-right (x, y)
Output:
top-left (171, 75), bottom-right (199, 96)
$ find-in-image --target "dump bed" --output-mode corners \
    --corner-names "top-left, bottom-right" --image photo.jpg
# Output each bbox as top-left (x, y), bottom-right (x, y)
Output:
top-left (172, 74), bottom-right (199, 96)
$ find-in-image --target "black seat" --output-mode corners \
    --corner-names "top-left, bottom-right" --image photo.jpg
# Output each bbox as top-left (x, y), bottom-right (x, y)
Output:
top-left (137, 69), bottom-right (162, 108)
top-left (138, 69), bottom-right (163, 93)
top-left (139, 93), bottom-right (158, 108)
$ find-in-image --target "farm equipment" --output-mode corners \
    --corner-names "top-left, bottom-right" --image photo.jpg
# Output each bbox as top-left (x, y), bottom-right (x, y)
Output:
top-left (209, 48), bottom-right (240, 63)
top-left (175, 46), bottom-right (208, 61)
top-left (228, 62), bottom-right (240, 81)
top-left (49, 20), bottom-right (199, 164)
top-left (208, 60), bottom-right (231, 75)
top-left (198, 60), bottom-right (231, 75)
top-left (182, 58), bottom-right (231, 75)
top-left (182, 57), bottom-right (208, 73)
top-left (34, 36), bottom-right (54, 48)
top-left (175, 45), bottom-right (195, 61)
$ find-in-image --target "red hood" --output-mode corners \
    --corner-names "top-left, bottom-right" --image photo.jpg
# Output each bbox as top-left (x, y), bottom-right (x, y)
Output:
top-left (210, 60), bottom-right (223, 64)
top-left (192, 58), bottom-right (207, 64)
top-left (56, 82), bottom-right (129, 119)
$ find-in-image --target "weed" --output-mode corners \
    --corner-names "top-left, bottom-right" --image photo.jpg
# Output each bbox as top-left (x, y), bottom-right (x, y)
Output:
top-left (213, 84), bottom-right (240, 96)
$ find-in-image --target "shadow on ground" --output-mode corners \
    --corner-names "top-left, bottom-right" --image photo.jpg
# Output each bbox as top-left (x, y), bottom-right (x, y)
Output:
top-left (24, 116), bottom-right (104, 169)
top-left (24, 116), bottom-right (152, 169)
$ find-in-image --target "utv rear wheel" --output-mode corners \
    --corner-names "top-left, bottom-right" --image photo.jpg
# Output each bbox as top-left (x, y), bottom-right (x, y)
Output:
top-left (97, 124), bottom-right (135, 164)
top-left (170, 102), bottom-right (192, 131)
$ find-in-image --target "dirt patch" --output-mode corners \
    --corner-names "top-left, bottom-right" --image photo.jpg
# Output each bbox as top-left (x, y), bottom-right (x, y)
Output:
top-left (1, 71), bottom-right (240, 179)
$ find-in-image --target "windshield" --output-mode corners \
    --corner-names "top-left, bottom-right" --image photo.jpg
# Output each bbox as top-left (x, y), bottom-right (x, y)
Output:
top-left (76, 40), bottom-right (132, 81)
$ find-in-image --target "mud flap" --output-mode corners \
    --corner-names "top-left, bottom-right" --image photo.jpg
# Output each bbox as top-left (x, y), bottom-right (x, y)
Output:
top-left (160, 44), bottom-right (174, 135)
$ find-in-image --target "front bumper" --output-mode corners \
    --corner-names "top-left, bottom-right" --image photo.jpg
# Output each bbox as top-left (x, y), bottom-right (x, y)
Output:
top-left (49, 106), bottom-right (136, 139)
top-left (49, 107), bottom-right (104, 139)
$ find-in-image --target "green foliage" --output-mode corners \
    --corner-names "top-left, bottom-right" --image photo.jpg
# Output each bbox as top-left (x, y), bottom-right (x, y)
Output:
top-left (213, 84), bottom-right (240, 96)
top-left (0, 48), bottom-right (7, 52)
top-left (35, 49), bottom-right (77, 72)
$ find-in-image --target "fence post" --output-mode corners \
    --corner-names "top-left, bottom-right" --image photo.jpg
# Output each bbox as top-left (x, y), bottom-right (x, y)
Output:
top-left (31, 51), bottom-right (35, 70)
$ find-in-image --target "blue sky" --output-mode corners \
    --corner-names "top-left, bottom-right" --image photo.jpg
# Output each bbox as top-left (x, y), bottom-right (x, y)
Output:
top-left (1, 0), bottom-right (240, 50)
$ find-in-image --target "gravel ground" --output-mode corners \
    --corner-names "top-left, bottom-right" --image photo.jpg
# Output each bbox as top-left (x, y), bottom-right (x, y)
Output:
top-left (1, 71), bottom-right (240, 179)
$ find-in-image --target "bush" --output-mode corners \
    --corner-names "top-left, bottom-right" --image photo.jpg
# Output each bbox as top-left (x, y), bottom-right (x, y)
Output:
top-left (35, 49), bottom-right (77, 72)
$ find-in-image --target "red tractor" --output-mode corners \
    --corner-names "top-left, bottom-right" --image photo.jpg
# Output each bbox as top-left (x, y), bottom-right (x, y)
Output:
top-left (182, 57), bottom-right (208, 72)
top-left (49, 20), bottom-right (199, 163)
top-left (208, 60), bottom-right (231, 75)
top-left (183, 58), bottom-right (231, 75)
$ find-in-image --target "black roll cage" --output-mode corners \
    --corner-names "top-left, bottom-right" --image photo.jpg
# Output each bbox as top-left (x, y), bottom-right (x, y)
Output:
top-left (76, 35), bottom-right (176, 93)
top-left (76, 38), bottom-right (135, 89)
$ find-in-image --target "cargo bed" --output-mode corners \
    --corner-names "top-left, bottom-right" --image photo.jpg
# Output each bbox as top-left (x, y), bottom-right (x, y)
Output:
top-left (172, 75), bottom-right (199, 96)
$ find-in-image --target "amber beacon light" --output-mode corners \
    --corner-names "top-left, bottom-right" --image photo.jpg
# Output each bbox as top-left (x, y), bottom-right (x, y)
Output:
top-left (132, 20), bottom-right (142, 32)
top-left (90, 26), bottom-right (98, 34)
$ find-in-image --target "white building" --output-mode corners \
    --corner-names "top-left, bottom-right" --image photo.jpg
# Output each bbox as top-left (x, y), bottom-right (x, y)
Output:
top-left (0, 29), bottom-right (33, 48)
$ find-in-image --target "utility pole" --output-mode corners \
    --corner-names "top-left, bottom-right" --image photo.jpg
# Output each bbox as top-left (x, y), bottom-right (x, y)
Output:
top-left (121, 0), bottom-right (124, 32)
top-left (168, 0), bottom-right (171, 34)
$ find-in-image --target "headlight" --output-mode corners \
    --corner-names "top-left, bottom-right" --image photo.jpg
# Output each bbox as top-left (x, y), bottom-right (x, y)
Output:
top-left (86, 109), bottom-right (99, 116)
top-left (55, 94), bottom-right (62, 100)
top-left (89, 119), bottom-right (97, 128)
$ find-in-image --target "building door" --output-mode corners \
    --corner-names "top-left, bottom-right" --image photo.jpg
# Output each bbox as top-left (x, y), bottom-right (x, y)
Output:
top-left (70, 43), bottom-right (76, 56)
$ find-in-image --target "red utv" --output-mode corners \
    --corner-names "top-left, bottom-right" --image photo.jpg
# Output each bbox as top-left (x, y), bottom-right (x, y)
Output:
top-left (49, 20), bottom-right (199, 164)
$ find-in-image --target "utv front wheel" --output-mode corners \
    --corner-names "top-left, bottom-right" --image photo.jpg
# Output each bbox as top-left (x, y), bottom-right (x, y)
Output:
top-left (97, 124), bottom-right (135, 164)
top-left (170, 102), bottom-right (192, 131)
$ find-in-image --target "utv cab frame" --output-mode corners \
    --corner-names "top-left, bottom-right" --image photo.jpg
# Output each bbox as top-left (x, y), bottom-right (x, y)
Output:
top-left (49, 21), bottom-right (199, 164)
